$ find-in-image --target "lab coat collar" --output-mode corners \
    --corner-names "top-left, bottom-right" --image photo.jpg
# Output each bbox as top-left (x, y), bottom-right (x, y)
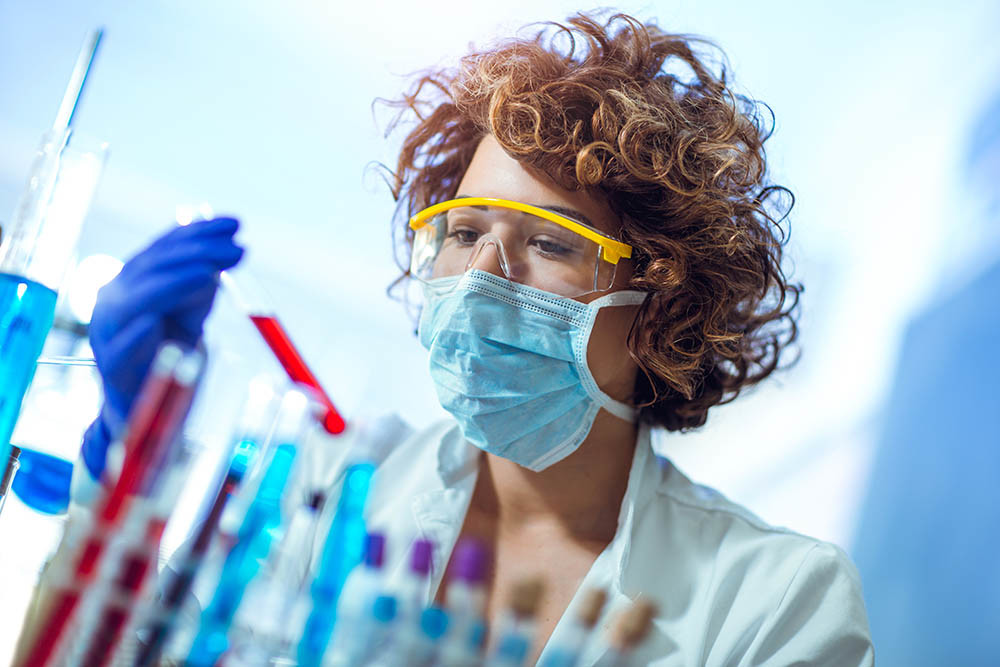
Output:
top-left (435, 422), bottom-right (481, 484)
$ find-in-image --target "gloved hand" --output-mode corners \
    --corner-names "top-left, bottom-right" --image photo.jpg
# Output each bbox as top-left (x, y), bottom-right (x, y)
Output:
top-left (81, 217), bottom-right (244, 480)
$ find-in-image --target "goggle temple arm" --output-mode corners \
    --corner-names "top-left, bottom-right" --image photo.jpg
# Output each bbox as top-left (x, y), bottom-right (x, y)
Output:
top-left (594, 245), bottom-right (619, 293)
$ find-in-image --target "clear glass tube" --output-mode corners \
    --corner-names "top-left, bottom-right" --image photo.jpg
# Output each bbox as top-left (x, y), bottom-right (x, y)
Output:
top-left (0, 130), bottom-right (108, 291)
top-left (0, 132), bottom-right (107, 459)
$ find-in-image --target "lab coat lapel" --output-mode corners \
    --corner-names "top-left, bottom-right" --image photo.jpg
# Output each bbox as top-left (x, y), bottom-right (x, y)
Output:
top-left (411, 482), bottom-right (477, 602)
top-left (409, 435), bottom-right (480, 604)
top-left (548, 423), bottom-right (657, 667)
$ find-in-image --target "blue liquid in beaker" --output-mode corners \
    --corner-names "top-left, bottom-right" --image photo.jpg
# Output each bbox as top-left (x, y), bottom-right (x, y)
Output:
top-left (0, 272), bottom-right (57, 453)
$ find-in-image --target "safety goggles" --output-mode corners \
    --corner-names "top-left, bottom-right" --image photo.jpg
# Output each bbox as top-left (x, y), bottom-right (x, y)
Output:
top-left (408, 197), bottom-right (633, 299)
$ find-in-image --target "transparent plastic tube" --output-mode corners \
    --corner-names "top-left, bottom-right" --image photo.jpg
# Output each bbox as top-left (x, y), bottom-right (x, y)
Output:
top-left (186, 444), bottom-right (298, 666)
top-left (440, 539), bottom-right (490, 667)
top-left (486, 579), bottom-right (544, 667)
top-left (297, 462), bottom-right (375, 666)
top-left (538, 589), bottom-right (606, 667)
top-left (71, 451), bottom-right (195, 667)
top-left (132, 378), bottom-right (280, 667)
top-left (220, 269), bottom-right (345, 435)
top-left (14, 343), bottom-right (202, 667)
top-left (228, 493), bottom-right (323, 664)
top-left (185, 388), bottom-right (312, 666)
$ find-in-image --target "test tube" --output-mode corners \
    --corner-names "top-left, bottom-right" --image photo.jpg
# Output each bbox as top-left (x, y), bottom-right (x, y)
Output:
top-left (439, 539), bottom-right (490, 667)
top-left (487, 578), bottom-right (545, 667)
top-left (14, 343), bottom-right (203, 667)
top-left (132, 378), bottom-right (280, 667)
top-left (328, 532), bottom-right (389, 665)
top-left (176, 204), bottom-right (345, 436)
top-left (538, 588), bottom-right (607, 667)
top-left (72, 445), bottom-right (194, 667)
top-left (398, 539), bottom-right (434, 624)
top-left (383, 605), bottom-right (450, 667)
top-left (604, 599), bottom-right (657, 667)
top-left (221, 270), bottom-right (345, 435)
top-left (228, 421), bottom-right (333, 663)
top-left (297, 461), bottom-right (376, 666)
top-left (185, 388), bottom-right (313, 666)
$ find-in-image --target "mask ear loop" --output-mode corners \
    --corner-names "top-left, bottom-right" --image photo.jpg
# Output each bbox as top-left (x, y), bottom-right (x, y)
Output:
top-left (464, 233), bottom-right (515, 284)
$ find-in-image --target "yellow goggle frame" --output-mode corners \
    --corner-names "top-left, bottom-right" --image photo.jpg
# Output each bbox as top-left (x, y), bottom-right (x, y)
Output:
top-left (408, 197), bottom-right (633, 265)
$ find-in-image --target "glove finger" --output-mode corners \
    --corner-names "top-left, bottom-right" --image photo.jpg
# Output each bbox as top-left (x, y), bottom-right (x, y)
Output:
top-left (97, 261), bottom-right (225, 327)
top-left (124, 235), bottom-right (244, 279)
top-left (147, 217), bottom-right (240, 251)
top-left (123, 216), bottom-right (239, 274)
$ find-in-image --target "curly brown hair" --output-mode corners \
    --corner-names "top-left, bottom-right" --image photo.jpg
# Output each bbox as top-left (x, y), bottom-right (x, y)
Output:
top-left (384, 12), bottom-right (801, 431)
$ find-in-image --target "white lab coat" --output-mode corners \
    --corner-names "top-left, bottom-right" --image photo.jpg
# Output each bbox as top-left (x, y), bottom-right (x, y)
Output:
top-left (71, 417), bottom-right (875, 665)
top-left (309, 418), bottom-right (875, 666)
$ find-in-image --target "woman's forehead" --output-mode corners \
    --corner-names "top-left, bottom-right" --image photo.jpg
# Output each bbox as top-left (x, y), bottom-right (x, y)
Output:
top-left (457, 135), bottom-right (620, 236)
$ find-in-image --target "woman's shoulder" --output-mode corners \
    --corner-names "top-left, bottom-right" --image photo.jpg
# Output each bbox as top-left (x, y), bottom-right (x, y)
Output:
top-left (647, 457), bottom-right (844, 559)
top-left (627, 455), bottom-right (873, 665)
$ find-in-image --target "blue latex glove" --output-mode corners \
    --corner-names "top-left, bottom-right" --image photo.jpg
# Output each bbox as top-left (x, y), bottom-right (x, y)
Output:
top-left (81, 217), bottom-right (244, 480)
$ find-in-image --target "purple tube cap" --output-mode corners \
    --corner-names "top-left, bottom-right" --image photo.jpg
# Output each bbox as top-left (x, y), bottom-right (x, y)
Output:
top-left (453, 537), bottom-right (489, 584)
top-left (365, 532), bottom-right (386, 569)
top-left (411, 538), bottom-right (434, 576)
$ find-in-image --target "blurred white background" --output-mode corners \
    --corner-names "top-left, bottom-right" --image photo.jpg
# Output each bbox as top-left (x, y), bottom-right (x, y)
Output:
top-left (1, 0), bottom-right (999, 661)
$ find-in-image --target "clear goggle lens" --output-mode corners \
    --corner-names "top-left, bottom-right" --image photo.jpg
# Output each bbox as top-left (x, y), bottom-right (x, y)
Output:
top-left (409, 204), bottom-right (626, 299)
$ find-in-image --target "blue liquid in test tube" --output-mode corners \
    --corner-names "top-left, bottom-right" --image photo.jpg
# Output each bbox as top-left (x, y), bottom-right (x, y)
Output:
top-left (298, 462), bottom-right (375, 667)
top-left (186, 443), bottom-right (298, 666)
top-left (0, 273), bottom-right (57, 449)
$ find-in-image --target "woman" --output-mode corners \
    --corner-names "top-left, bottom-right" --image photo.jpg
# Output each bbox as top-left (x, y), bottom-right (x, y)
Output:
top-left (78, 12), bottom-right (874, 665)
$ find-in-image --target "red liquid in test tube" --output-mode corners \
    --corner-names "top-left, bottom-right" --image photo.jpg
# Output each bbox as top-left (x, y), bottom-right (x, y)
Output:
top-left (249, 314), bottom-right (345, 434)
top-left (217, 267), bottom-right (346, 435)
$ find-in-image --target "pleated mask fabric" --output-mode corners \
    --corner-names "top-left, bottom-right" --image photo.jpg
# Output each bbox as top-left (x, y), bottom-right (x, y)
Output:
top-left (418, 270), bottom-right (645, 471)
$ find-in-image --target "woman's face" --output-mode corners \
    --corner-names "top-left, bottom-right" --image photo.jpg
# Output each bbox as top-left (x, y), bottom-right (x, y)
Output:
top-left (452, 135), bottom-right (641, 405)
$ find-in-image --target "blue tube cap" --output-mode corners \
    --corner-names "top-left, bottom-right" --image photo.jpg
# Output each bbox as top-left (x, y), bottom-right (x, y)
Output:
top-left (372, 595), bottom-right (397, 624)
top-left (11, 447), bottom-right (73, 514)
top-left (420, 606), bottom-right (450, 641)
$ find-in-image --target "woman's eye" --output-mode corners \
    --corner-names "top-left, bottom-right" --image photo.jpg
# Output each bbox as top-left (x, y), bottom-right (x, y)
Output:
top-left (446, 228), bottom-right (480, 245)
top-left (531, 237), bottom-right (574, 257)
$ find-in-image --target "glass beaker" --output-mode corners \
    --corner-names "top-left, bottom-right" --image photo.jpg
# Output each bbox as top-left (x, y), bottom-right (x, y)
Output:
top-left (0, 130), bottom-right (108, 455)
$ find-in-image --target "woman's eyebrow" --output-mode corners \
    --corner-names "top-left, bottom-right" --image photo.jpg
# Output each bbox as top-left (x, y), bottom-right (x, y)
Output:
top-left (538, 204), bottom-right (597, 229)
top-left (454, 194), bottom-right (597, 229)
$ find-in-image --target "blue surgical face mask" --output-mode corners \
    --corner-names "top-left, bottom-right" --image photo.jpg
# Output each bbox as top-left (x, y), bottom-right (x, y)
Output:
top-left (418, 270), bottom-right (646, 471)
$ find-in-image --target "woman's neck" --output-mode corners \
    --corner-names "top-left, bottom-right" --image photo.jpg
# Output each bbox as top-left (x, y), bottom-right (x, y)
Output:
top-left (468, 409), bottom-right (639, 542)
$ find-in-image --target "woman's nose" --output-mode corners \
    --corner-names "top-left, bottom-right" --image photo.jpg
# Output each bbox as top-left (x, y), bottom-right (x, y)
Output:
top-left (465, 235), bottom-right (512, 280)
